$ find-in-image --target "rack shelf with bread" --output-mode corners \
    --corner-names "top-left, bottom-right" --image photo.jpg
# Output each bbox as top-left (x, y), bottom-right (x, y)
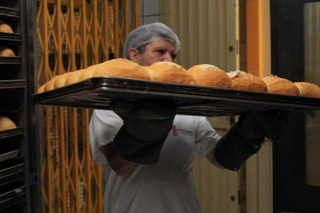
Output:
top-left (0, 0), bottom-right (29, 211)
top-left (0, 32), bottom-right (21, 43)
top-left (0, 186), bottom-right (25, 211)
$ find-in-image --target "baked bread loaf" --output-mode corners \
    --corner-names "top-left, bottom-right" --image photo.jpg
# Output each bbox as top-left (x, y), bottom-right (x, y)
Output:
top-left (0, 21), bottom-right (13, 33)
top-left (65, 69), bottom-right (84, 85)
top-left (44, 76), bottom-right (59, 92)
top-left (148, 61), bottom-right (194, 84)
top-left (227, 70), bottom-right (267, 92)
top-left (0, 116), bottom-right (16, 131)
top-left (54, 72), bottom-right (72, 89)
top-left (294, 82), bottom-right (320, 98)
top-left (0, 46), bottom-right (15, 57)
top-left (37, 84), bottom-right (45, 93)
top-left (188, 64), bottom-right (231, 88)
top-left (93, 58), bottom-right (151, 80)
top-left (262, 75), bottom-right (299, 95)
top-left (79, 64), bottom-right (100, 81)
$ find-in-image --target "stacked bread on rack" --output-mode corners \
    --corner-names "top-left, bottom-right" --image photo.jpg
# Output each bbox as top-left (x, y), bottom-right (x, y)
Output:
top-left (0, 21), bottom-right (15, 57)
top-left (0, 116), bottom-right (16, 131)
top-left (37, 58), bottom-right (320, 98)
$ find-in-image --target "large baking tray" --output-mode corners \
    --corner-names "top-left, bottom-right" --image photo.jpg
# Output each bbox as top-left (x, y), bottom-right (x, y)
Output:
top-left (32, 77), bottom-right (320, 117)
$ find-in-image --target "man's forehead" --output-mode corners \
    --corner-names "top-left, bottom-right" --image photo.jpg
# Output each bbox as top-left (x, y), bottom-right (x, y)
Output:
top-left (148, 39), bottom-right (175, 50)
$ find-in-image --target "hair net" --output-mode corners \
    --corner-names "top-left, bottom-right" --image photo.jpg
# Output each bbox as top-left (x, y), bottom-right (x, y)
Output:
top-left (123, 22), bottom-right (180, 59)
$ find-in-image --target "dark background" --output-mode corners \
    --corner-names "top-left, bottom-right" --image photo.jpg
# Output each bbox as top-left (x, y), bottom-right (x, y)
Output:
top-left (270, 0), bottom-right (320, 212)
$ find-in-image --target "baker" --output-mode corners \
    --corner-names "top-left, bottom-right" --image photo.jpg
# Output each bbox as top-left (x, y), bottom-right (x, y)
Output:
top-left (89, 22), bottom-right (289, 213)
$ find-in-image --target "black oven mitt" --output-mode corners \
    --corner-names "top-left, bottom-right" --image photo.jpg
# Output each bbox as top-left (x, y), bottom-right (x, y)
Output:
top-left (214, 111), bottom-right (289, 171)
top-left (110, 100), bottom-right (177, 164)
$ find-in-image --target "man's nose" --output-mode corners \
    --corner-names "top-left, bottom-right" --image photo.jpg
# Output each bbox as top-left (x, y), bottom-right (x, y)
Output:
top-left (161, 53), bottom-right (173, 62)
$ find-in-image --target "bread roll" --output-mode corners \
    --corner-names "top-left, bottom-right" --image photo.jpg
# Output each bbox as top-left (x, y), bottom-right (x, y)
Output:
top-left (44, 76), bottom-right (59, 92)
top-left (188, 64), bottom-right (231, 88)
top-left (0, 22), bottom-right (13, 33)
top-left (294, 82), bottom-right (320, 98)
top-left (0, 116), bottom-right (16, 131)
top-left (262, 75), bottom-right (299, 95)
top-left (148, 61), bottom-right (194, 84)
top-left (93, 58), bottom-right (151, 80)
top-left (65, 69), bottom-right (84, 85)
top-left (37, 84), bottom-right (45, 94)
top-left (54, 72), bottom-right (72, 89)
top-left (79, 64), bottom-right (100, 81)
top-left (0, 46), bottom-right (15, 57)
top-left (227, 70), bottom-right (267, 92)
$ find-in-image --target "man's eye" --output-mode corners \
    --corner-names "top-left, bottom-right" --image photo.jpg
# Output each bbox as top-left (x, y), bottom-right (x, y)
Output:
top-left (156, 49), bottom-right (165, 55)
top-left (171, 53), bottom-right (177, 60)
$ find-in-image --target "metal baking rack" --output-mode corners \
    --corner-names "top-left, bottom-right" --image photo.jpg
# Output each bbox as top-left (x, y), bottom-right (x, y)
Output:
top-left (0, 186), bottom-right (25, 211)
top-left (0, 163), bottom-right (24, 186)
top-left (32, 76), bottom-right (320, 117)
top-left (0, 6), bottom-right (20, 20)
top-left (0, 127), bottom-right (23, 140)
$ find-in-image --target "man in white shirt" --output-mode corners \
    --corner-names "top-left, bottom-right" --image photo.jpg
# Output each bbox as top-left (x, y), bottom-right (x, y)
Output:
top-left (90, 22), bottom-right (288, 213)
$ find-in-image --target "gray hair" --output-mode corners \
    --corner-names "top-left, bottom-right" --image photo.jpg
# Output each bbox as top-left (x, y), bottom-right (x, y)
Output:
top-left (123, 22), bottom-right (180, 59)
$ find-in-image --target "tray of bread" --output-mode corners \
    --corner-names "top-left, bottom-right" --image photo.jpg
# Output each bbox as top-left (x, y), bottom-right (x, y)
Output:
top-left (33, 59), bottom-right (320, 117)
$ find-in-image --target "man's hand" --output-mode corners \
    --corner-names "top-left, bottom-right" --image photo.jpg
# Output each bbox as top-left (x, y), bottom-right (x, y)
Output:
top-left (214, 111), bottom-right (289, 171)
top-left (110, 100), bottom-right (177, 164)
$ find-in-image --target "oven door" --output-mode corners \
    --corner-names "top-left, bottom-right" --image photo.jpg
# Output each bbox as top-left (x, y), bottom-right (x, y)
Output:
top-left (271, 0), bottom-right (320, 212)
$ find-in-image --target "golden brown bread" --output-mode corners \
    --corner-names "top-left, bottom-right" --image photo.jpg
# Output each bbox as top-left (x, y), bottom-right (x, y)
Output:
top-left (148, 62), bottom-right (194, 84)
top-left (65, 69), bottom-right (84, 85)
top-left (93, 58), bottom-right (151, 80)
top-left (44, 76), bottom-right (59, 92)
top-left (262, 75), bottom-right (299, 95)
top-left (294, 82), bottom-right (320, 98)
top-left (0, 116), bottom-right (16, 131)
top-left (0, 46), bottom-right (15, 57)
top-left (227, 70), bottom-right (267, 92)
top-left (188, 64), bottom-right (231, 88)
top-left (37, 84), bottom-right (45, 94)
top-left (79, 64), bottom-right (100, 81)
top-left (0, 22), bottom-right (13, 33)
top-left (54, 72), bottom-right (72, 89)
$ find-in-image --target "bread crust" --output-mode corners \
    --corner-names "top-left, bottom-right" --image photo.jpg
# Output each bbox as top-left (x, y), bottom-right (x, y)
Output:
top-left (54, 72), bottom-right (72, 89)
top-left (0, 116), bottom-right (16, 131)
top-left (65, 69), bottom-right (84, 85)
top-left (44, 76), bottom-right (59, 92)
top-left (149, 62), bottom-right (194, 84)
top-left (294, 82), bottom-right (320, 98)
top-left (262, 75), bottom-right (299, 95)
top-left (93, 58), bottom-right (151, 80)
top-left (188, 64), bottom-right (231, 88)
top-left (79, 64), bottom-right (100, 81)
top-left (0, 22), bottom-right (13, 33)
top-left (37, 84), bottom-right (45, 93)
top-left (0, 47), bottom-right (15, 57)
top-left (228, 71), bottom-right (267, 92)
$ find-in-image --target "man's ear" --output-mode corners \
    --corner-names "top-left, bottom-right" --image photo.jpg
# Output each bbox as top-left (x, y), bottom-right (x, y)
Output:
top-left (128, 48), bottom-right (140, 63)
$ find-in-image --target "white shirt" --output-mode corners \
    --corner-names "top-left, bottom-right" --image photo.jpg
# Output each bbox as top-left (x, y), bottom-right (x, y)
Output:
top-left (90, 110), bottom-right (221, 213)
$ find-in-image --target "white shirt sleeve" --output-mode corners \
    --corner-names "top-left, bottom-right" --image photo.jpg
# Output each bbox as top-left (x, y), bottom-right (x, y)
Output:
top-left (193, 116), bottom-right (221, 158)
top-left (89, 109), bottom-right (123, 164)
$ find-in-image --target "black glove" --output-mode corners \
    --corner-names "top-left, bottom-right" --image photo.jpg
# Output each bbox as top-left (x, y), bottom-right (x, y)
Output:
top-left (215, 111), bottom-right (289, 171)
top-left (110, 100), bottom-right (177, 164)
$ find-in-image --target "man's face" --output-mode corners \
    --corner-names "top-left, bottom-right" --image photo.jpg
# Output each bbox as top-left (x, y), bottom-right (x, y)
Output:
top-left (130, 40), bottom-right (176, 66)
